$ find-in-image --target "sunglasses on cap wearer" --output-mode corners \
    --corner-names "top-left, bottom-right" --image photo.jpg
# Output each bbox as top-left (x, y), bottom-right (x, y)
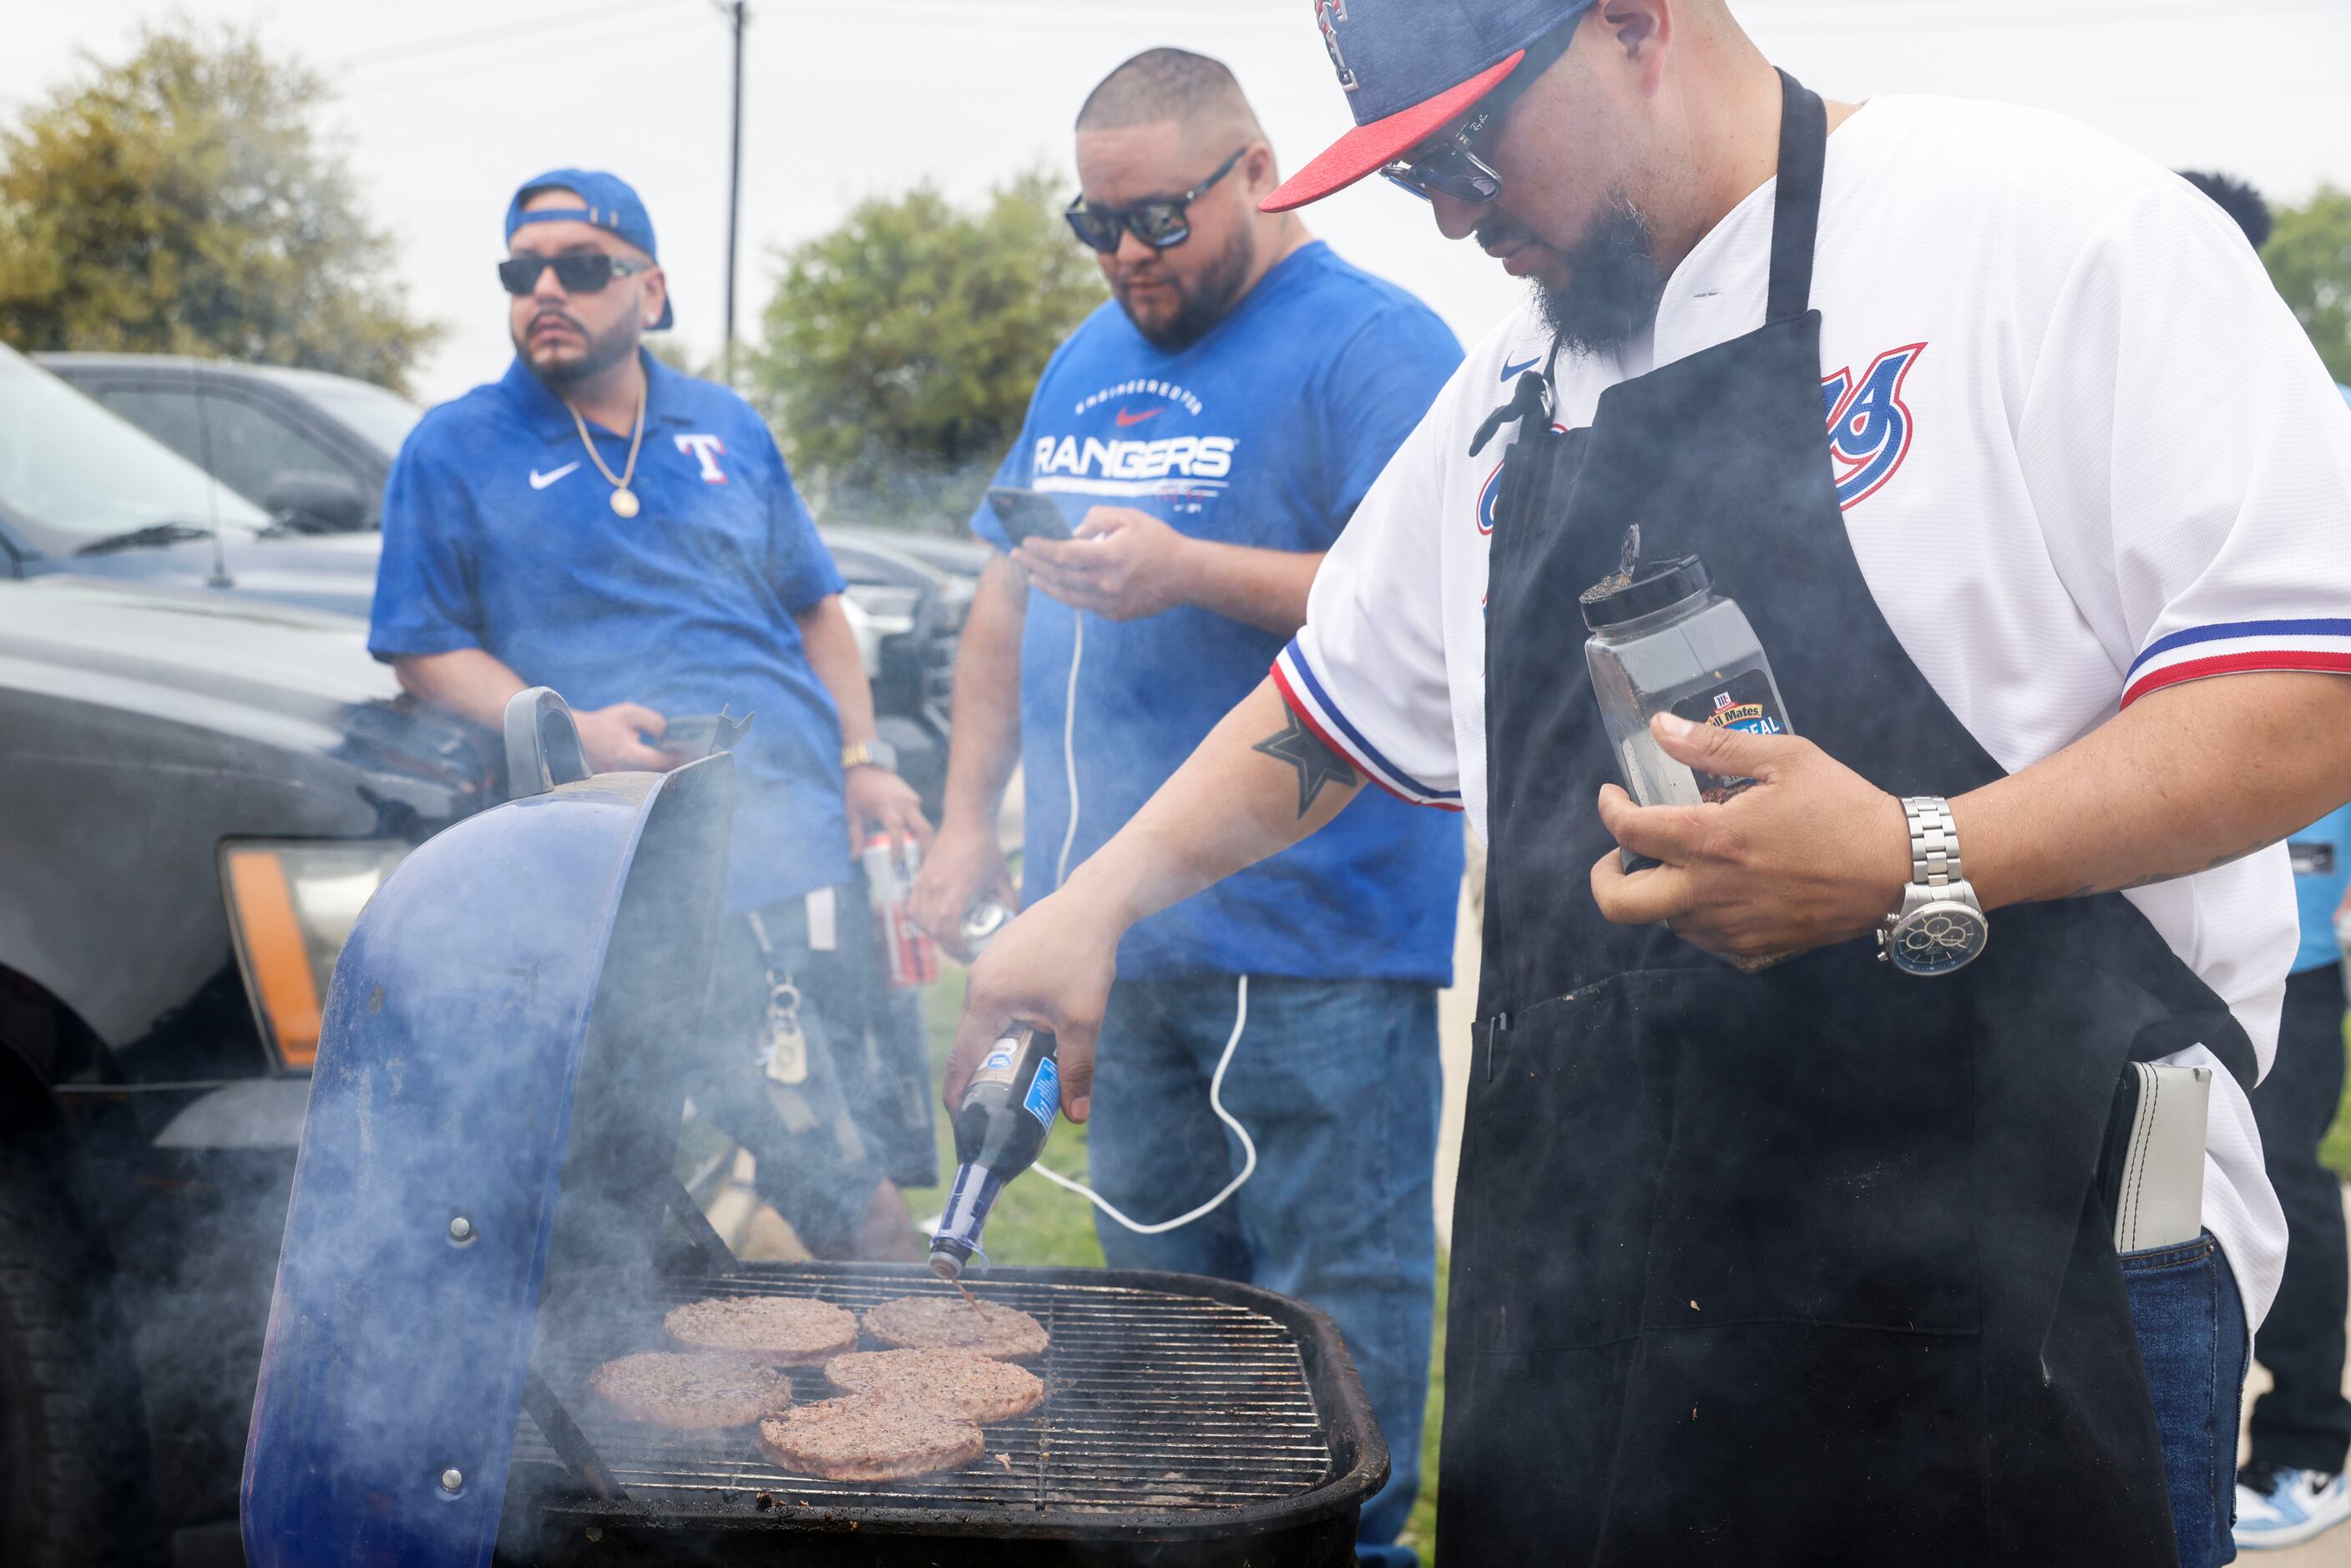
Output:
top-left (497, 253), bottom-right (655, 296)
top-left (1064, 147), bottom-right (1250, 254)
top-left (1382, 13), bottom-right (1586, 205)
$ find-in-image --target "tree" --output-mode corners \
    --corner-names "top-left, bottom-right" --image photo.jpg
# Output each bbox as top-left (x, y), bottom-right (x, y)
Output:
top-left (0, 25), bottom-right (439, 394)
top-left (2264, 185), bottom-right (2351, 385)
top-left (752, 169), bottom-right (1105, 529)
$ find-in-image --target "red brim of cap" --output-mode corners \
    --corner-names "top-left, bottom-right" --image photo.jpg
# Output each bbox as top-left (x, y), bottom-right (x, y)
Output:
top-left (1261, 51), bottom-right (1524, 214)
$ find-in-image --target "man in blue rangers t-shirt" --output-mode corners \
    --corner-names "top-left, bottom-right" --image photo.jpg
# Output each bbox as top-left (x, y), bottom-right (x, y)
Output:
top-left (370, 169), bottom-right (937, 1264)
top-left (907, 53), bottom-right (1461, 1568)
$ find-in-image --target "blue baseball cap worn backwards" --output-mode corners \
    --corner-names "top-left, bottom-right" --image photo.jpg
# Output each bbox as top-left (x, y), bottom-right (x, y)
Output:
top-left (1265, 0), bottom-right (1598, 212)
top-left (504, 167), bottom-right (674, 331)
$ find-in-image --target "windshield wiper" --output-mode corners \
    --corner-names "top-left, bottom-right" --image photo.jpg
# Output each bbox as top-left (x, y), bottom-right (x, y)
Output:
top-left (73, 523), bottom-right (218, 557)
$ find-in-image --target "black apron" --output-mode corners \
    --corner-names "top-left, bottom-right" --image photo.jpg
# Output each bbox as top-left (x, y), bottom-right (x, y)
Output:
top-left (1443, 73), bottom-right (2256, 1566)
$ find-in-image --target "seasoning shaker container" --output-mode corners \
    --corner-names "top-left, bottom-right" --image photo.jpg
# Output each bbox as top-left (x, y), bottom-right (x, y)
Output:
top-left (1581, 547), bottom-right (1792, 813)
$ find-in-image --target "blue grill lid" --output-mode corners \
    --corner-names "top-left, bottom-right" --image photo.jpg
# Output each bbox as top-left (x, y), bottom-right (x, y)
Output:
top-left (241, 704), bottom-right (732, 1566)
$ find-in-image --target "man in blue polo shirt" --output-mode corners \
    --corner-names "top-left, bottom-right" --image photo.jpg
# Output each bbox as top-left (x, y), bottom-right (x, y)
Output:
top-left (907, 53), bottom-right (1460, 1567)
top-left (370, 169), bottom-right (937, 1262)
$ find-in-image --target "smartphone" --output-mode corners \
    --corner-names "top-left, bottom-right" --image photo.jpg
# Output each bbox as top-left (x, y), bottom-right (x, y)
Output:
top-left (650, 710), bottom-right (751, 760)
top-left (987, 486), bottom-right (1075, 547)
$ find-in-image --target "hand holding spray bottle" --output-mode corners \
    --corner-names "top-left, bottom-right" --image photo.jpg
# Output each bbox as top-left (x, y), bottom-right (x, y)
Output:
top-left (928, 1028), bottom-right (1059, 1280)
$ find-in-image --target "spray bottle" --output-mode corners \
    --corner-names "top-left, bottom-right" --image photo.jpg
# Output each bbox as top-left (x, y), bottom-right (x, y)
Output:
top-left (928, 1027), bottom-right (1060, 1280)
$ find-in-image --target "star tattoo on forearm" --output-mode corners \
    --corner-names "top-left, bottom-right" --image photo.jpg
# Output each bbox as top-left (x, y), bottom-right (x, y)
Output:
top-left (1251, 710), bottom-right (1359, 817)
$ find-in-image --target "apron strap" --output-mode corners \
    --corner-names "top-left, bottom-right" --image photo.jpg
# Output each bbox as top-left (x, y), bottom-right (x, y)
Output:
top-left (1766, 69), bottom-right (1828, 325)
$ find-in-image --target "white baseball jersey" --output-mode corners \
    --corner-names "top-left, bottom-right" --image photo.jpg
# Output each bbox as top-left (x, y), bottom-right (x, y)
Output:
top-left (1276, 94), bottom-right (2351, 1329)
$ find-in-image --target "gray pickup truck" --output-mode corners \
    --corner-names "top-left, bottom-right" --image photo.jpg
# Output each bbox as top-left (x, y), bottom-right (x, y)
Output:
top-left (0, 346), bottom-right (972, 1565)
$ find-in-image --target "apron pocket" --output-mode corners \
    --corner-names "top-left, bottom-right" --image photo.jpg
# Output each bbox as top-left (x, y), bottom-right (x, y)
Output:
top-left (1458, 979), bottom-right (1673, 1353)
top-left (1629, 964), bottom-right (1982, 1337)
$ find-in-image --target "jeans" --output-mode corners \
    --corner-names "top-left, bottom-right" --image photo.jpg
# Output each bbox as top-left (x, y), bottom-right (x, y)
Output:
top-left (1085, 976), bottom-right (1441, 1568)
top-left (2126, 1232), bottom-right (2250, 1567)
top-left (685, 883), bottom-right (938, 1253)
top-left (2248, 964), bottom-right (2351, 1473)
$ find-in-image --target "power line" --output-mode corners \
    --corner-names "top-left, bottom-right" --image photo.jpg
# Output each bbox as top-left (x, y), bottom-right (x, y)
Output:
top-left (337, 13), bottom-right (705, 98)
top-left (334, 0), bottom-right (685, 73)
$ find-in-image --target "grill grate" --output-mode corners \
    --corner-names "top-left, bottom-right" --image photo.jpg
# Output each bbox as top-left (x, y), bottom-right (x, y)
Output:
top-left (518, 1265), bottom-right (1333, 1517)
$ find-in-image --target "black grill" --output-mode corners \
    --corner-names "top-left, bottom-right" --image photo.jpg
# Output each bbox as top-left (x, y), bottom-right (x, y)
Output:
top-left (241, 718), bottom-right (1385, 1568)
top-left (504, 1260), bottom-right (1383, 1565)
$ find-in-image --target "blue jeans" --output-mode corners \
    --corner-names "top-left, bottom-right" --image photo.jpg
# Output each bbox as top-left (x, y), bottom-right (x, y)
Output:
top-left (2126, 1232), bottom-right (2250, 1567)
top-left (1086, 976), bottom-right (1441, 1568)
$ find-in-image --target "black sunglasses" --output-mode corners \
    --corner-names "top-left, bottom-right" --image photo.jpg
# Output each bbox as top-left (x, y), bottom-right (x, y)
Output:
top-left (1383, 13), bottom-right (1585, 205)
top-left (1064, 148), bottom-right (1249, 254)
top-left (497, 253), bottom-right (654, 296)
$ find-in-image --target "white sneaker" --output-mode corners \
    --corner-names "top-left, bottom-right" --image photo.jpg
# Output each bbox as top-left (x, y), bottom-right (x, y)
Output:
top-left (2237, 1463), bottom-right (2351, 1550)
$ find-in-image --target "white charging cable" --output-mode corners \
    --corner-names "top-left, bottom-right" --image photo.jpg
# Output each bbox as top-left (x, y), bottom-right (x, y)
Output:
top-left (1054, 614), bottom-right (1085, 889)
top-left (1035, 603), bottom-right (1256, 1233)
top-left (1033, 974), bottom-right (1257, 1234)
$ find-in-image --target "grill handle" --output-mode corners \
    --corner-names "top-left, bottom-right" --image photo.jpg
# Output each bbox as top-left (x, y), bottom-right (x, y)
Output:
top-left (505, 686), bottom-right (593, 799)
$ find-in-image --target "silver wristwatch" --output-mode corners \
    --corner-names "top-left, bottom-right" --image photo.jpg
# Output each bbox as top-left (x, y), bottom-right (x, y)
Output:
top-left (1877, 796), bottom-right (1990, 977)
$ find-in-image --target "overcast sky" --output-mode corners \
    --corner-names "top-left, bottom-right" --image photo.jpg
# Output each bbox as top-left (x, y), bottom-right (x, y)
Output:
top-left (7, 0), bottom-right (2348, 404)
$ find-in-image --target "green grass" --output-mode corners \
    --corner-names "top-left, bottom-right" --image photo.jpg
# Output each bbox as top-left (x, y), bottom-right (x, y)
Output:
top-left (909, 970), bottom-right (1452, 1562)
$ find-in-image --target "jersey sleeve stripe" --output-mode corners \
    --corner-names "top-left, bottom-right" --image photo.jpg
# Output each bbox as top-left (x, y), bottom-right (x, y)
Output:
top-left (2121, 647), bottom-right (2351, 709)
top-left (1272, 644), bottom-right (1463, 810)
top-left (2126, 618), bottom-right (2351, 677)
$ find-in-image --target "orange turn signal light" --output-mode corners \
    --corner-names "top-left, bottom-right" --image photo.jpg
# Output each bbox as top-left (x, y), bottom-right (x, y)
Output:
top-left (219, 840), bottom-right (410, 1073)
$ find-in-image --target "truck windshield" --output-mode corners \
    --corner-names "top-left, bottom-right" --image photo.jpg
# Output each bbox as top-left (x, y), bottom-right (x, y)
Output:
top-left (0, 346), bottom-right (270, 556)
top-left (302, 379), bottom-right (425, 458)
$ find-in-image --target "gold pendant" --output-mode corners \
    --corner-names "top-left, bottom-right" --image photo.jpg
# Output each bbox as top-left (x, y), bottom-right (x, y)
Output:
top-left (609, 488), bottom-right (640, 518)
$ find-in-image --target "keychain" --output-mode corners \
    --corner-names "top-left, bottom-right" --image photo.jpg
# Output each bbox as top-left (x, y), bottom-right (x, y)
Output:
top-left (746, 909), bottom-right (810, 1085)
top-left (761, 976), bottom-right (809, 1085)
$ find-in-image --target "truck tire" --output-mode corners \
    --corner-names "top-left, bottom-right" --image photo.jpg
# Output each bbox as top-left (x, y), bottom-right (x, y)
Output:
top-left (0, 1146), bottom-right (161, 1568)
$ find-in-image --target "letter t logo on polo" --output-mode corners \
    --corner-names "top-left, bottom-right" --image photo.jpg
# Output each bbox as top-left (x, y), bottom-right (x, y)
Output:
top-left (675, 432), bottom-right (728, 483)
top-left (1316, 0), bottom-right (1358, 92)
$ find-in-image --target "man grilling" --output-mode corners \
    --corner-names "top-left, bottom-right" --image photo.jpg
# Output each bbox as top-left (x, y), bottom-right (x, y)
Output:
top-left (371, 170), bottom-right (937, 1263)
top-left (908, 49), bottom-right (1462, 1566)
top-left (950, 3), bottom-right (2351, 1564)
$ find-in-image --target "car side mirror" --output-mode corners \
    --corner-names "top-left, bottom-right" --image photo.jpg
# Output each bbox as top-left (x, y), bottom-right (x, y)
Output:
top-left (264, 470), bottom-right (368, 533)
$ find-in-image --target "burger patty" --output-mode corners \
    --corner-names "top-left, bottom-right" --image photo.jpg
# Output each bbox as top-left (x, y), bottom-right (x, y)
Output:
top-left (664, 1294), bottom-right (860, 1365)
top-left (825, 1348), bottom-right (1046, 1424)
top-left (756, 1393), bottom-right (984, 1482)
top-left (587, 1351), bottom-right (791, 1429)
top-left (862, 1295), bottom-right (1049, 1360)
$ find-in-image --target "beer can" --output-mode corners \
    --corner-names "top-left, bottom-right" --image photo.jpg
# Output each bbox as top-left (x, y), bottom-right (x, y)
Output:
top-left (862, 833), bottom-right (938, 989)
top-left (961, 900), bottom-right (1012, 957)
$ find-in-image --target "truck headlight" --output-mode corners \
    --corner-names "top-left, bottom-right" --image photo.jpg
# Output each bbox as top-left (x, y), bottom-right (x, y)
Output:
top-left (219, 839), bottom-right (410, 1070)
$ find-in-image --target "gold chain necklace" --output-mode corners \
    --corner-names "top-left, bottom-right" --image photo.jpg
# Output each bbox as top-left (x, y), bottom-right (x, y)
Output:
top-left (564, 382), bottom-right (648, 518)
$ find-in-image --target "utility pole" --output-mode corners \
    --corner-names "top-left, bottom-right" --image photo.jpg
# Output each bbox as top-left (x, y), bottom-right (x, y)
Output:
top-left (721, 0), bottom-right (748, 386)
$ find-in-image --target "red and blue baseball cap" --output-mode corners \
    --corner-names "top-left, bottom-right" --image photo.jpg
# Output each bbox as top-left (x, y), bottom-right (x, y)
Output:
top-left (505, 168), bottom-right (674, 331)
top-left (1264, 0), bottom-right (1597, 212)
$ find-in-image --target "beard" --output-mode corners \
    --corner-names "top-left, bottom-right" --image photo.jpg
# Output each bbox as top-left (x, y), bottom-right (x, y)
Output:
top-left (516, 307), bottom-right (640, 389)
top-left (1528, 188), bottom-right (1668, 358)
top-left (1115, 224), bottom-right (1256, 353)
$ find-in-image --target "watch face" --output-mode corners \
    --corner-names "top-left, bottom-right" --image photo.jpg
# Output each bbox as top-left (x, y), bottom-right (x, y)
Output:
top-left (1888, 900), bottom-right (1989, 976)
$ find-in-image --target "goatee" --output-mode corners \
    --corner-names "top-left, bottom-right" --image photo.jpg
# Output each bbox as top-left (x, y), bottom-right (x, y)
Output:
top-left (1534, 189), bottom-right (1667, 359)
top-left (1120, 225), bottom-right (1256, 353)
top-left (519, 312), bottom-right (640, 389)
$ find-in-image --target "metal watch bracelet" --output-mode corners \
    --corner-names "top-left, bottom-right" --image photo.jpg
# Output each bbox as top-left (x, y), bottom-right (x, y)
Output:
top-left (1903, 797), bottom-right (1963, 888)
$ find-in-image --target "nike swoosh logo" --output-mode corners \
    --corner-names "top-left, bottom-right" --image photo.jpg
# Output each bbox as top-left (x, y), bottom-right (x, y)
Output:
top-left (1114, 407), bottom-right (1163, 427)
top-left (529, 462), bottom-right (580, 490)
top-left (1500, 357), bottom-right (1540, 382)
